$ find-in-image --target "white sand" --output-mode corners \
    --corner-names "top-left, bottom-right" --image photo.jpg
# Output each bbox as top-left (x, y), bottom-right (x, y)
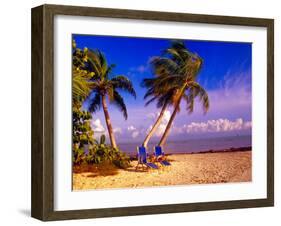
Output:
top-left (73, 150), bottom-right (251, 190)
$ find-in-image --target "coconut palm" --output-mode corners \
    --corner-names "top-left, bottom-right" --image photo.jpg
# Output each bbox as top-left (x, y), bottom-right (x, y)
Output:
top-left (86, 49), bottom-right (136, 149)
top-left (141, 40), bottom-right (199, 147)
top-left (141, 71), bottom-right (177, 147)
top-left (155, 41), bottom-right (210, 146)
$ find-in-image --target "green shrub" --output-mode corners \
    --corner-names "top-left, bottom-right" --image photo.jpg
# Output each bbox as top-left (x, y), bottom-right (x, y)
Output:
top-left (72, 105), bottom-right (95, 165)
top-left (85, 135), bottom-right (130, 169)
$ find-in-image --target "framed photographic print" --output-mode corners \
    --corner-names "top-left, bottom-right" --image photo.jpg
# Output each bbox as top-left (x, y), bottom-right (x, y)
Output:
top-left (31, 4), bottom-right (274, 221)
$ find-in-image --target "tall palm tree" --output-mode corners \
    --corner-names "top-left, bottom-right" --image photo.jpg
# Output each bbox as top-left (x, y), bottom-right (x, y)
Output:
top-left (141, 40), bottom-right (200, 147)
top-left (155, 41), bottom-right (210, 147)
top-left (85, 49), bottom-right (136, 149)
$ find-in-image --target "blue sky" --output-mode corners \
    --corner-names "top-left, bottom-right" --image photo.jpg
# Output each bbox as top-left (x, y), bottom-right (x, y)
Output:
top-left (73, 34), bottom-right (252, 143)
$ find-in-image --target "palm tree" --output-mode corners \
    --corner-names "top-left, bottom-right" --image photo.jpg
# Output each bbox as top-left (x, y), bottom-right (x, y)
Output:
top-left (155, 41), bottom-right (210, 147)
top-left (141, 40), bottom-right (200, 147)
top-left (141, 69), bottom-right (177, 148)
top-left (85, 49), bottom-right (136, 149)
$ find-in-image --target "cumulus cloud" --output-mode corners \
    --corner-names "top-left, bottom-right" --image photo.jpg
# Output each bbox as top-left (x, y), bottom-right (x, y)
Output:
top-left (91, 119), bottom-right (106, 133)
top-left (127, 125), bottom-right (140, 138)
top-left (113, 127), bottom-right (122, 134)
top-left (127, 125), bottom-right (136, 131)
top-left (132, 131), bottom-right (139, 138)
top-left (184, 118), bottom-right (252, 133)
top-left (146, 110), bottom-right (171, 137)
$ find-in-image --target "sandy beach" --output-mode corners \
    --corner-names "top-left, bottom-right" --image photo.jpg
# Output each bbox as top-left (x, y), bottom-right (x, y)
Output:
top-left (73, 150), bottom-right (252, 190)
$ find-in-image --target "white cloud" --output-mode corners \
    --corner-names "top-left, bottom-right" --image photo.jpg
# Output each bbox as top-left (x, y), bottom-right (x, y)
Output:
top-left (146, 110), bottom-right (171, 137)
top-left (91, 119), bottom-right (106, 133)
top-left (127, 125), bottom-right (140, 138)
top-left (184, 118), bottom-right (252, 133)
top-left (146, 112), bottom-right (156, 119)
top-left (132, 131), bottom-right (139, 138)
top-left (113, 127), bottom-right (122, 134)
top-left (127, 125), bottom-right (136, 131)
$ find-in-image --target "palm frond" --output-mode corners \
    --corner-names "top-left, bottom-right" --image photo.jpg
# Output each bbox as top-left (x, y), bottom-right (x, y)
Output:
top-left (106, 85), bottom-right (115, 102)
top-left (88, 92), bottom-right (101, 113)
top-left (87, 57), bottom-right (100, 78)
top-left (87, 49), bottom-right (103, 76)
top-left (182, 92), bottom-right (194, 114)
top-left (105, 64), bottom-right (116, 78)
top-left (185, 81), bottom-right (210, 114)
top-left (141, 78), bottom-right (156, 88)
top-left (143, 87), bottom-right (156, 99)
top-left (72, 70), bottom-right (91, 102)
top-left (112, 91), bottom-right (128, 119)
top-left (150, 57), bottom-right (179, 76)
top-left (156, 89), bottom-right (176, 108)
top-left (163, 40), bottom-right (192, 64)
top-left (144, 96), bottom-right (158, 106)
top-left (111, 75), bottom-right (136, 98)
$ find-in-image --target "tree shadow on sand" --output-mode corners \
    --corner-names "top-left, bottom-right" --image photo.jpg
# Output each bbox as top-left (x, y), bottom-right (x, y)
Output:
top-left (124, 167), bottom-right (150, 173)
top-left (73, 163), bottom-right (119, 177)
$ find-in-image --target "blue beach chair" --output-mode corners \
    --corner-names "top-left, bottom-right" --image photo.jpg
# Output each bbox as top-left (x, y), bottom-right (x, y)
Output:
top-left (154, 146), bottom-right (171, 166)
top-left (136, 146), bottom-right (158, 171)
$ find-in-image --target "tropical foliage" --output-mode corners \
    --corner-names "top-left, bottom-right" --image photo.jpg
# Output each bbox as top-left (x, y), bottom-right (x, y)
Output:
top-left (86, 135), bottom-right (130, 169)
top-left (72, 105), bottom-right (94, 165)
top-left (72, 39), bottom-right (94, 105)
top-left (72, 39), bottom-right (131, 168)
top-left (72, 40), bottom-right (95, 165)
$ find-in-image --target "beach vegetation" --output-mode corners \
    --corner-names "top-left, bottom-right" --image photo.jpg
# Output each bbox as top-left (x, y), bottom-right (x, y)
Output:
top-left (72, 39), bottom-right (132, 168)
top-left (72, 105), bottom-right (94, 165)
top-left (86, 135), bottom-right (131, 168)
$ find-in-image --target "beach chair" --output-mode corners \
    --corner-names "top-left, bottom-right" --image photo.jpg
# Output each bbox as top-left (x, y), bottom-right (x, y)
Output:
top-left (136, 146), bottom-right (158, 171)
top-left (154, 146), bottom-right (171, 166)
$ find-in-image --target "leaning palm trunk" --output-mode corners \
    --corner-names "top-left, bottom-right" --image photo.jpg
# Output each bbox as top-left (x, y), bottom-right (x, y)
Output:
top-left (158, 87), bottom-right (186, 147)
top-left (101, 94), bottom-right (117, 149)
top-left (142, 102), bottom-right (168, 148)
top-left (158, 103), bottom-right (179, 147)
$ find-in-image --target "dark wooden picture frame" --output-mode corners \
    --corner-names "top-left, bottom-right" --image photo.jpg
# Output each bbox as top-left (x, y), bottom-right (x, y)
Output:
top-left (31, 4), bottom-right (274, 221)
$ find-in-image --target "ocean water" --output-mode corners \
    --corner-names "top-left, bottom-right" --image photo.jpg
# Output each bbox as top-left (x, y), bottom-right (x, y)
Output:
top-left (118, 135), bottom-right (252, 156)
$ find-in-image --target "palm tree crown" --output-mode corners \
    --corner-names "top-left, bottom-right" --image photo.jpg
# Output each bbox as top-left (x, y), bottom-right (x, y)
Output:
top-left (86, 50), bottom-right (136, 118)
top-left (149, 41), bottom-right (209, 112)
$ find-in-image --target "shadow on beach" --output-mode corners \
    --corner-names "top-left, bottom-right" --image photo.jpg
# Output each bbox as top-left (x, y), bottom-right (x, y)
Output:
top-left (73, 163), bottom-right (119, 177)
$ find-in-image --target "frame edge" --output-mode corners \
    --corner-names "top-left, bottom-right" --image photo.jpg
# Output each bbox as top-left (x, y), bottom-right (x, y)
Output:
top-left (266, 19), bottom-right (274, 206)
top-left (31, 5), bottom-right (44, 220)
